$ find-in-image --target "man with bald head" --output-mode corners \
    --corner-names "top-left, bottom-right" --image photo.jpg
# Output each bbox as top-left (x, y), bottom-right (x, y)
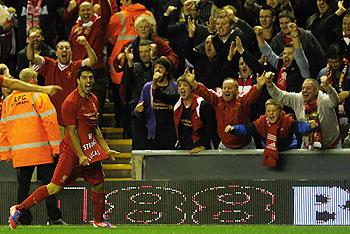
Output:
top-left (0, 64), bottom-right (61, 95)
top-left (70, 0), bottom-right (111, 55)
top-left (69, 0), bottom-right (112, 125)
top-left (0, 67), bottom-right (64, 225)
top-left (8, 66), bottom-right (120, 229)
top-left (18, 67), bottom-right (39, 82)
top-left (183, 68), bottom-right (269, 149)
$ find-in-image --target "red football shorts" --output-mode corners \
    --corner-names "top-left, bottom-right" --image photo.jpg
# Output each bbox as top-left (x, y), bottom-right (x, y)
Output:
top-left (51, 149), bottom-right (105, 187)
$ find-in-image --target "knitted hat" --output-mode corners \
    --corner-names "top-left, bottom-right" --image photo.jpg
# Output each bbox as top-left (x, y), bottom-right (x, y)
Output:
top-left (154, 56), bottom-right (172, 73)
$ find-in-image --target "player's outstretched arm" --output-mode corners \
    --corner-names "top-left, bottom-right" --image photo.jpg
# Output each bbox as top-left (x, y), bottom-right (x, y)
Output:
top-left (3, 77), bottom-right (62, 96)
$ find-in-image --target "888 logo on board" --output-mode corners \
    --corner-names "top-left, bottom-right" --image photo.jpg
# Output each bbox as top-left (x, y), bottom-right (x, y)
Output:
top-left (104, 183), bottom-right (277, 224)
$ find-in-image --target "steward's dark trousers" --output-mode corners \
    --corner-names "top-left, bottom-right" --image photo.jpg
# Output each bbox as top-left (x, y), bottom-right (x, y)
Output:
top-left (17, 161), bottom-right (62, 224)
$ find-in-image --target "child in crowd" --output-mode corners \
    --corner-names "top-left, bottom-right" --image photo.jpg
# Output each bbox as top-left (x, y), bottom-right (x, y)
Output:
top-left (225, 98), bottom-right (315, 167)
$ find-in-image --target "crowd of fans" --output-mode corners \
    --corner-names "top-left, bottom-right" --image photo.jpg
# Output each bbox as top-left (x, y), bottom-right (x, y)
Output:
top-left (1, 0), bottom-right (350, 167)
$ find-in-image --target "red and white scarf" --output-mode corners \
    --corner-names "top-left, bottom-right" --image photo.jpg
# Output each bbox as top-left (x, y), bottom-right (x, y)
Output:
top-left (326, 58), bottom-right (349, 116)
top-left (237, 74), bottom-right (253, 97)
top-left (254, 113), bottom-right (294, 167)
top-left (26, 0), bottom-right (42, 32)
top-left (326, 58), bottom-right (349, 92)
top-left (339, 58), bottom-right (349, 92)
top-left (277, 65), bottom-right (287, 90)
top-left (304, 100), bottom-right (322, 148)
top-left (74, 13), bottom-right (99, 35)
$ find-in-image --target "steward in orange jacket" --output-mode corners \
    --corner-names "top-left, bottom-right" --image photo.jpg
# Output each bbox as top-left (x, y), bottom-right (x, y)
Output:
top-left (106, 1), bottom-right (153, 84)
top-left (0, 69), bottom-right (61, 168)
top-left (0, 68), bottom-right (63, 225)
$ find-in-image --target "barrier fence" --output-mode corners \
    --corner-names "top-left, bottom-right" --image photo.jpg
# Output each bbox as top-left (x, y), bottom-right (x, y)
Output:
top-left (0, 149), bottom-right (349, 225)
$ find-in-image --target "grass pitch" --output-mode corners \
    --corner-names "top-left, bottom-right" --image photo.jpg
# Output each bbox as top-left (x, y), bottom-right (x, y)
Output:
top-left (1, 225), bottom-right (350, 234)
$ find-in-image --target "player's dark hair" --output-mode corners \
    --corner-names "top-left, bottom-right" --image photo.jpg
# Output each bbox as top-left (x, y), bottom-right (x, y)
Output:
top-left (77, 65), bottom-right (95, 79)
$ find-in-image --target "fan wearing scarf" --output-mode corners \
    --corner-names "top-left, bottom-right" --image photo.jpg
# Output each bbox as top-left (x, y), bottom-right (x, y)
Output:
top-left (225, 99), bottom-right (314, 167)
top-left (266, 73), bottom-right (341, 149)
top-left (69, 0), bottom-right (112, 126)
top-left (69, 0), bottom-right (111, 66)
top-left (317, 44), bottom-right (350, 143)
top-left (255, 22), bottom-right (309, 94)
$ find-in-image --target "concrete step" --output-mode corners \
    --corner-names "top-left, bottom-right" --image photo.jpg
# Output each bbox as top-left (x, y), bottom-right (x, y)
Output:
top-left (101, 127), bottom-right (123, 139)
top-left (105, 178), bottom-right (132, 181)
top-left (117, 152), bottom-right (132, 158)
top-left (106, 139), bottom-right (132, 152)
top-left (102, 163), bottom-right (131, 170)
top-left (104, 102), bottom-right (114, 113)
top-left (101, 113), bottom-right (116, 127)
top-left (104, 165), bottom-right (131, 178)
top-left (100, 154), bottom-right (132, 179)
top-left (102, 158), bottom-right (130, 164)
top-left (78, 177), bottom-right (132, 181)
top-left (101, 105), bottom-right (132, 179)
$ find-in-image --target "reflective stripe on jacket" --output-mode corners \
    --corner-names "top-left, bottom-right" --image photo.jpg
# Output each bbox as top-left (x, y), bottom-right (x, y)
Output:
top-left (0, 96), bottom-right (10, 161)
top-left (0, 91), bottom-right (61, 168)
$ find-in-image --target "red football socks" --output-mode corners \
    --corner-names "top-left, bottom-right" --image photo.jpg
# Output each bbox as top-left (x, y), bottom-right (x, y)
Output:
top-left (17, 185), bottom-right (49, 210)
top-left (92, 191), bottom-right (105, 222)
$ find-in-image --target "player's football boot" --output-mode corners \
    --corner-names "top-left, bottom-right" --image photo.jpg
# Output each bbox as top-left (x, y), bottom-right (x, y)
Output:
top-left (91, 220), bottom-right (115, 228)
top-left (8, 205), bottom-right (22, 229)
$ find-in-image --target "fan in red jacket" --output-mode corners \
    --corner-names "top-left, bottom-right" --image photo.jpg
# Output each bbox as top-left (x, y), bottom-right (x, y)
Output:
top-left (173, 76), bottom-right (215, 153)
top-left (225, 99), bottom-right (314, 167)
top-left (183, 68), bottom-right (271, 150)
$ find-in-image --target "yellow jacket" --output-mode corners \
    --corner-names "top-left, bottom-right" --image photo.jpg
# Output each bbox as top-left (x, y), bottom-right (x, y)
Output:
top-left (0, 91), bottom-right (61, 168)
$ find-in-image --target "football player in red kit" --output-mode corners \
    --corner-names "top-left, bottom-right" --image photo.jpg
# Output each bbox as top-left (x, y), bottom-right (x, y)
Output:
top-left (8, 66), bottom-right (119, 229)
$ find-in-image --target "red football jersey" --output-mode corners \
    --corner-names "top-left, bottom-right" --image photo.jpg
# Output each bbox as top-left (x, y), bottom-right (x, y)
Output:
top-left (35, 57), bottom-right (82, 125)
top-left (69, 0), bottom-right (111, 68)
top-left (60, 89), bottom-right (109, 163)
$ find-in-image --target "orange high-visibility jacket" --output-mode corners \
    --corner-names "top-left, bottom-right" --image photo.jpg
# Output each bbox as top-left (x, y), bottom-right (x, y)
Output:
top-left (0, 91), bottom-right (61, 168)
top-left (106, 3), bottom-right (153, 84)
top-left (0, 96), bottom-right (9, 161)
